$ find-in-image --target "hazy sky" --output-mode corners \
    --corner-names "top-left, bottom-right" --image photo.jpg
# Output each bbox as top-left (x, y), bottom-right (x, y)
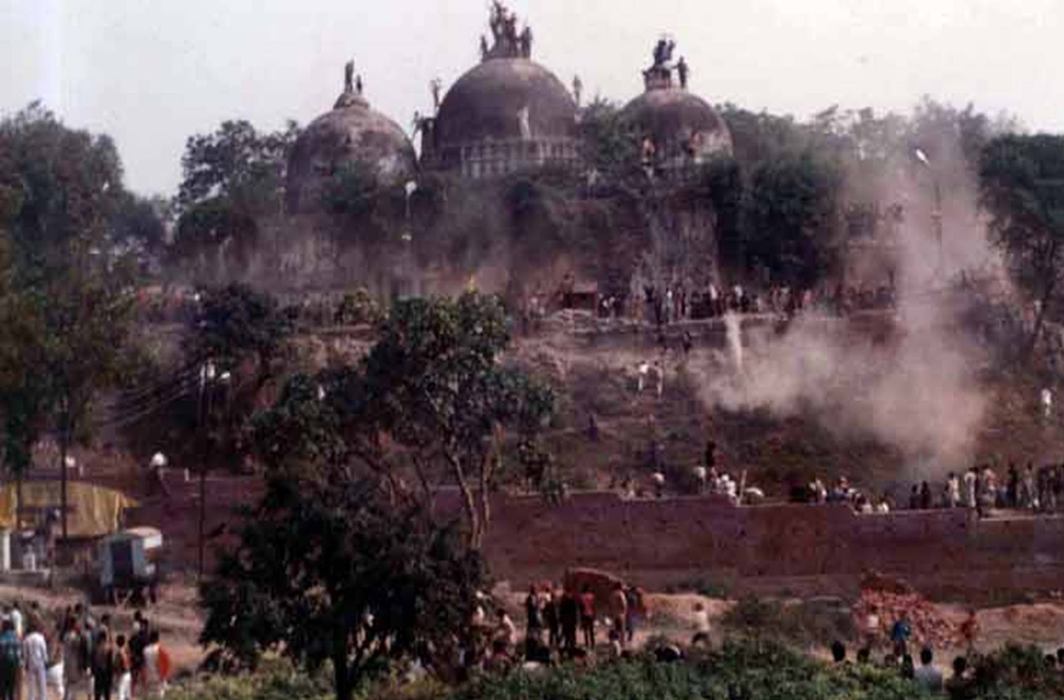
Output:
top-left (4, 0), bottom-right (1063, 196)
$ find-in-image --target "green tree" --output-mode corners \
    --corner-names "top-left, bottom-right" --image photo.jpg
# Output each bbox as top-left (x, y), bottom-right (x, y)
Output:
top-left (185, 283), bottom-right (293, 575)
top-left (200, 475), bottom-right (483, 700)
top-left (717, 103), bottom-right (807, 171)
top-left (172, 120), bottom-right (298, 279)
top-left (980, 134), bottom-right (1064, 354)
top-left (746, 152), bottom-right (843, 287)
top-left (0, 103), bottom-right (140, 537)
top-left (111, 191), bottom-right (168, 272)
top-left (120, 284), bottom-right (295, 470)
top-left (0, 249), bottom-right (49, 515)
top-left (254, 293), bottom-right (554, 549)
top-left (186, 283), bottom-right (294, 389)
top-left (577, 98), bottom-right (641, 180)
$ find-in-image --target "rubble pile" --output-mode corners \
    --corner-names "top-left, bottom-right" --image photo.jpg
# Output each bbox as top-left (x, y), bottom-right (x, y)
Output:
top-left (853, 572), bottom-right (962, 648)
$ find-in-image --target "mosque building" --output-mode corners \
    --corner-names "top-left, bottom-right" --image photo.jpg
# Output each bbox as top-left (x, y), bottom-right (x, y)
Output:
top-left (286, 3), bottom-right (734, 198)
top-left (276, 2), bottom-right (735, 297)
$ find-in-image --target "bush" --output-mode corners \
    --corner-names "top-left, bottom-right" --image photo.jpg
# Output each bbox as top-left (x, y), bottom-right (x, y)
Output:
top-left (964, 644), bottom-right (1064, 699)
top-left (721, 595), bottom-right (854, 649)
top-left (335, 288), bottom-right (383, 326)
top-left (168, 661), bottom-right (331, 700)
top-left (169, 641), bottom-right (1064, 700)
top-left (449, 641), bottom-right (927, 700)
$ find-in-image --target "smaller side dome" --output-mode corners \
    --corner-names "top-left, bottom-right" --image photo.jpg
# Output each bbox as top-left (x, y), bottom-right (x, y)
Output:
top-left (621, 40), bottom-right (733, 172)
top-left (286, 62), bottom-right (417, 214)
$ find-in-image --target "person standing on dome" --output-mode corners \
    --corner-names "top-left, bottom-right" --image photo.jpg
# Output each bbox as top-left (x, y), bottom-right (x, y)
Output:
top-left (519, 26), bottom-right (532, 58)
top-left (677, 57), bottom-right (689, 89)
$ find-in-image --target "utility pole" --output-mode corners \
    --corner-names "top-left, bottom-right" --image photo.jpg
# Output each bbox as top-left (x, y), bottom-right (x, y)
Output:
top-left (932, 179), bottom-right (944, 275)
top-left (915, 148), bottom-right (944, 278)
top-left (198, 360), bottom-right (231, 581)
top-left (197, 360), bottom-right (214, 582)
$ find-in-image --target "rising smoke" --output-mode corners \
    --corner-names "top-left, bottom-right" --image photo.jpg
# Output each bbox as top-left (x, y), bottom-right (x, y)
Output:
top-left (693, 119), bottom-right (1004, 479)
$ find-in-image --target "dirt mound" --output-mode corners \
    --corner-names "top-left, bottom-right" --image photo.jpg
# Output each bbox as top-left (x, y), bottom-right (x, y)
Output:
top-left (860, 570), bottom-right (915, 596)
top-left (563, 568), bottom-right (627, 620)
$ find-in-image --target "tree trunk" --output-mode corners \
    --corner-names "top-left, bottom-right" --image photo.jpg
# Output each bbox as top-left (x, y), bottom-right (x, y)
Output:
top-left (474, 450), bottom-right (493, 551)
top-left (198, 384), bottom-right (214, 582)
top-left (447, 453), bottom-right (480, 550)
top-left (59, 421), bottom-right (69, 542)
top-left (333, 647), bottom-right (353, 700)
top-left (197, 459), bottom-right (207, 579)
top-left (1029, 278), bottom-right (1056, 359)
top-left (475, 492), bottom-right (489, 551)
top-left (15, 472), bottom-right (23, 532)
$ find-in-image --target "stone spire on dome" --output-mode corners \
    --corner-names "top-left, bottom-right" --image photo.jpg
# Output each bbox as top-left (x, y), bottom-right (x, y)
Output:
top-left (334, 59), bottom-right (368, 109)
top-left (642, 36), bottom-right (690, 91)
top-left (479, 1), bottom-right (533, 62)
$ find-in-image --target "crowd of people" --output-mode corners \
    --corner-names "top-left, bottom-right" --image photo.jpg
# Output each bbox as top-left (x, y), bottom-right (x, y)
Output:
top-left (463, 582), bottom-right (1064, 699)
top-left (522, 276), bottom-right (898, 334)
top-left (584, 281), bottom-right (896, 326)
top-left (467, 582), bottom-right (649, 674)
top-left (802, 463), bottom-right (1064, 518)
top-left (605, 441), bottom-right (758, 505)
top-left (0, 602), bottom-right (171, 700)
top-left (833, 616), bottom-right (1064, 698)
top-left (632, 282), bottom-right (895, 325)
top-left (802, 475), bottom-right (893, 513)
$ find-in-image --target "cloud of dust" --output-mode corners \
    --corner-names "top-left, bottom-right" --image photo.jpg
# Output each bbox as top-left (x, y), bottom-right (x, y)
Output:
top-left (692, 124), bottom-right (1003, 478)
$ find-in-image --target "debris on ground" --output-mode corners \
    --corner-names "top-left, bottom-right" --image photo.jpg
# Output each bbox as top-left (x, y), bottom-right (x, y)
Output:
top-left (853, 571), bottom-right (962, 649)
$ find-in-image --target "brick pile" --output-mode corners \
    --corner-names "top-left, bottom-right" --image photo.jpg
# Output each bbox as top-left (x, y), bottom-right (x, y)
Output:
top-left (853, 571), bottom-right (962, 649)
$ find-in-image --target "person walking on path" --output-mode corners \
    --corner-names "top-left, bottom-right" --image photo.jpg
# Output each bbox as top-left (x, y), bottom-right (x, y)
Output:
top-left (579, 585), bottom-right (596, 649)
top-left (22, 624), bottom-right (48, 700)
top-left (0, 619), bottom-right (20, 700)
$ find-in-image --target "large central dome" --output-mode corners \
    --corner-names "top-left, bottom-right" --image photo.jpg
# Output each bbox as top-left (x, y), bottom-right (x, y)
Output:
top-left (435, 58), bottom-right (576, 149)
top-left (421, 2), bottom-right (578, 178)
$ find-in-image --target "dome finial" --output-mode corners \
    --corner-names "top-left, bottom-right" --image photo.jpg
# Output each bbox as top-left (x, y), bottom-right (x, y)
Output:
top-left (483, 1), bottom-right (532, 61)
top-left (344, 59), bottom-right (354, 93)
top-left (335, 60), bottom-right (368, 109)
top-left (643, 36), bottom-right (677, 90)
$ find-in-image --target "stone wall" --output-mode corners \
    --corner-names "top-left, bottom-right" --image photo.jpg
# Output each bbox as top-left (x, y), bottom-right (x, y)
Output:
top-left (459, 490), bottom-right (1064, 601)
top-left (79, 469), bottom-right (1064, 602)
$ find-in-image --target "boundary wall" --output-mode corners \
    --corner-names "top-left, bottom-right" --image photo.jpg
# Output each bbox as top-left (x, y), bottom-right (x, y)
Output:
top-left (458, 491), bottom-right (1064, 600)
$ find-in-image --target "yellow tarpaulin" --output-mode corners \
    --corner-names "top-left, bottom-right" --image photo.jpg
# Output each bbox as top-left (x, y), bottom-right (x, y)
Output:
top-left (0, 481), bottom-right (137, 538)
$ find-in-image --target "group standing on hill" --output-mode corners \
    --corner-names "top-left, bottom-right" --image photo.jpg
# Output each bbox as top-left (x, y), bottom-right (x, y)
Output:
top-left (832, 634), bottom-right (1064, 699)
top-left (468, 581), bottom-right (649, 674)
top-left (803, 462), bottom-right (1064, 518)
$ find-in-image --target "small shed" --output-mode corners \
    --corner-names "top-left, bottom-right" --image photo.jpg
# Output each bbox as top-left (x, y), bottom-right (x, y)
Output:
top-left (561, 281), bottom-right (599, 312)
top-left (96, 526), bottom-right (163, 604)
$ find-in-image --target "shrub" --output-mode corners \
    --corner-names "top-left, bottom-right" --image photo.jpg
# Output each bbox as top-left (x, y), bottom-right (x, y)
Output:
top-left (450, 640), bottom-right (928, 700)
top-left (721, 595), bottom-right (853, 649)
top-left (168, 661), bottom-right (331, 700)
top-left (965, 644), bottom-right (1064, 699)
